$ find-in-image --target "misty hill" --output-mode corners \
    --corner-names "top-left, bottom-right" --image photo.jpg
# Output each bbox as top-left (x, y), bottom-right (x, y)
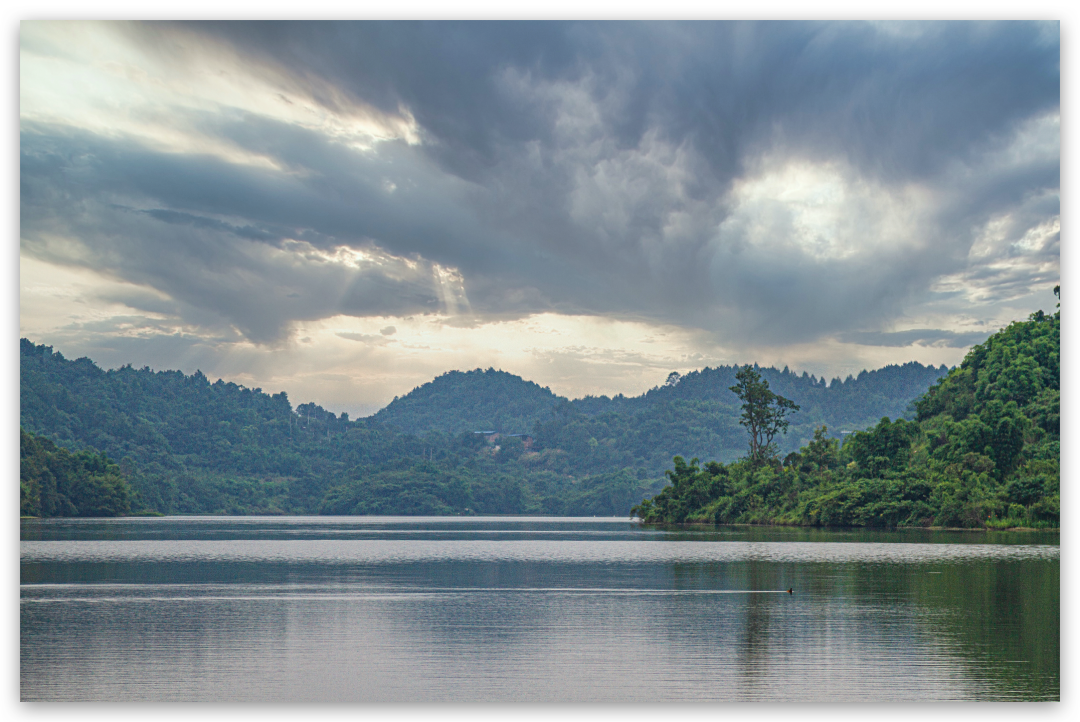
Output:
top-left (372, 368), bottom-right (565, 435)
top-left (20, 337), bottom-right (947, 517)
top-left (625, 363), bottom-right (951, 427)
top-left (370, 361), bottom-right (950, 468)
top-left (19, 339), bottom-right (661, 516)
top-left (20, 338), bottom-right (413, 514)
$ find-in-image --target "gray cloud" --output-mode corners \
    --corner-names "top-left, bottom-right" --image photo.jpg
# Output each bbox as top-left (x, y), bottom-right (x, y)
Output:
top-left (21, 123), bottom-right (465, 343)
top-left (837, 329), bottom-right (992, 349)
top-left (336, 332), bottom-right (393, 345)
top-left (177, 21), bottom-right (1057, 183)
top-left (20, 21), bottom-right (1059, 351)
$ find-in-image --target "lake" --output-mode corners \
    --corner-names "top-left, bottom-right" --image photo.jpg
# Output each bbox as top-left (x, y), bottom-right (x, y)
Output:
top-left (20, 516), bottom-right (1059, 702)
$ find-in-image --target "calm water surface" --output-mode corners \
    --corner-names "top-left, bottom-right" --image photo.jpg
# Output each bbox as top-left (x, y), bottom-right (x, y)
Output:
top-left (21, 516), bottom-right (1059, 702)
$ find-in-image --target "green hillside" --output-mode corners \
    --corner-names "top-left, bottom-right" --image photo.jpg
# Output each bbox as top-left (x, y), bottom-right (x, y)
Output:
top-left (375, 361), bottom-right (949, 473)
top-left (19, 339), bottom-right (663, 516)
top-left (19, 336), bottom-right (954, 520)
top-left (632, 302), bottom-right (1060, 529)
top-left (372, 368), bottom-right (564, 435)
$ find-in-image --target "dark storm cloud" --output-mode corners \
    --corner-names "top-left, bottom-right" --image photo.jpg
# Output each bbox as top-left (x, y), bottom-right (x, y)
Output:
top-left (21, 21), bottom-right (1059, 347)
top-left (21, 124), bottom-right (454, 342)
top-left (158, 21), bottom-right (583, 175)
top-left (181, 21), bottom-right (1057, 185)
top-left (140, 209), bottom-right (281, 243)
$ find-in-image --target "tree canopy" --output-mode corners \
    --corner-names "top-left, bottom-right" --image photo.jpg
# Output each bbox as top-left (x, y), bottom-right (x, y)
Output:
top-left (20, 337), bottom-right (952, 519)
top-left (729, 365), bottom-right (800, 463)
top-left (21, 428), bottom-right (132, 517)
top-left (633, 301), bottom-right (1059, 529)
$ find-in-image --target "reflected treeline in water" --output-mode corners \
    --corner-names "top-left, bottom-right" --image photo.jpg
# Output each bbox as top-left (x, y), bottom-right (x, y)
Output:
top-left (640, 553), bottom-right (1057, 701)
top-left (21, 517), bottom-right (1057, 701)
top-left (908, 558), bottom-right (1058, 699)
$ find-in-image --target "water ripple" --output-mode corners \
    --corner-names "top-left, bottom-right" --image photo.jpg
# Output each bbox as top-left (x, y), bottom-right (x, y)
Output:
top-left (21, 538), bottom-right (1059, 565)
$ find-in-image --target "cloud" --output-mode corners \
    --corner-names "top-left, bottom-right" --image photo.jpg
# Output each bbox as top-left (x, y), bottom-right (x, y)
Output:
top-left (336, 332), bottom-right (394, 345)
top-left (18, 20), bottom-right (1059, 406)
top-left (837, 329), bottom-right (992, 349)
top-left (20, 121), bottom-right (483, 343)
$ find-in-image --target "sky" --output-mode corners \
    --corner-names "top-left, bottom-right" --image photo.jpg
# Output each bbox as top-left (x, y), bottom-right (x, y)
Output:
top-left (18, 19), bottom-right (1061, 417)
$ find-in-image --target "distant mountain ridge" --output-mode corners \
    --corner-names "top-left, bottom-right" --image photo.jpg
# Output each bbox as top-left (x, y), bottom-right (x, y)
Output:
top-left (19, 338), bottom-right (668, 516)
top-left (371, 361), bottom-right (949, 443)
top-left (19, 336), bottom-right (950, 516)
top-left (636, 362), bottom-right (951, 430)
top-left (372, 368), bottom-right (565, 435)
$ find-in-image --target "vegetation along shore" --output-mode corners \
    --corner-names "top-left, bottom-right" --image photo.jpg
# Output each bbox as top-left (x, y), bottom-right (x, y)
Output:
top-left (21, 298), bottom-right (1057, 528)
top-left (633, 296), bottom-right (1059, 530)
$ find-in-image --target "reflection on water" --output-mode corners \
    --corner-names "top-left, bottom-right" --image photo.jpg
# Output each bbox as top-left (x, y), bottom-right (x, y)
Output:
top-left (21, 517), bottom-right (1058, 702)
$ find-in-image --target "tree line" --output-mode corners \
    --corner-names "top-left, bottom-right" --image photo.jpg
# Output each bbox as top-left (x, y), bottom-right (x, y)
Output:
top-left (19, 333), bottom-right (958, 520)
top-left (632, 297), bottom-right (1059, 529)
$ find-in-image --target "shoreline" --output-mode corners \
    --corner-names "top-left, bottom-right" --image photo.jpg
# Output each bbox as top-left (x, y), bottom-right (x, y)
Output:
top-left (634, 520), bottom-right (1059, 533)
top-left (20, 513), bottom-right (1058, 532)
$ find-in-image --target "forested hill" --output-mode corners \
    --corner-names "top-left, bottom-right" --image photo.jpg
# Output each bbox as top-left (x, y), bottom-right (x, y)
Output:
top-left (628, 362), bottom-right (949, 430)
top-left (20, 338), bottom-right (411, 515)
top-left (20, 336), bottom-right (948, 518)
top-left (20, 338), bottom-right (663, 517)
top-left (376, 363), bottom-right (947, 435)
top-left (372, 368), bottom-right (565, 435)
top-left (373, 360), bottom-right (950, 466)
top-left (633, 304), bottom-right (1059, 529)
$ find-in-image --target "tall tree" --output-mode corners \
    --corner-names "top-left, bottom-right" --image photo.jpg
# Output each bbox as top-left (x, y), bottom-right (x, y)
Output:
top-left (729, 366), bottom-right (800, 464)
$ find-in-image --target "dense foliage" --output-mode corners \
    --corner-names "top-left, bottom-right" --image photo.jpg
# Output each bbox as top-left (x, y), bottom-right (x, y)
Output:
top-left (380, 360), bottom-right (948, 477)
top-left (20, 339), bottom-right (666, 516)
top-left (632, 305), bottom-right (1060, 529)
top-left (20, 428), bottom-right (132, 517)
top-left (372, 368), bottom-right (562, 435)
top-left (19, 336), bottom-right (946, 519)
